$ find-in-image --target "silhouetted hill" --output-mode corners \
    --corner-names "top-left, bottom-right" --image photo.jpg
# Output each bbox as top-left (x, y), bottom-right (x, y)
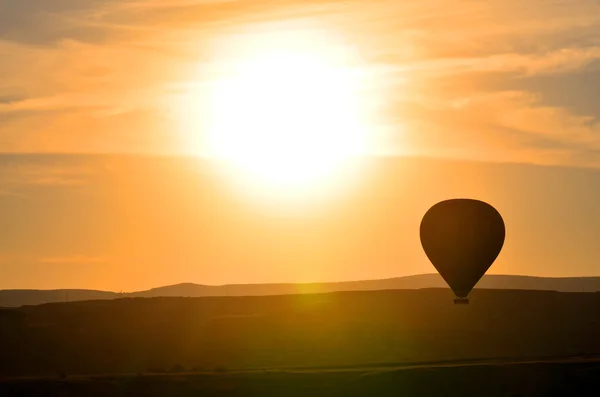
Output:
top-left (0, 289), bottom-right (119, 308)
top-left (1, 288), bottom-right (599, 378)
top-left (2, 274), bottom-right (600, 307)
top-left (129, 274), bottom-right (600, 299)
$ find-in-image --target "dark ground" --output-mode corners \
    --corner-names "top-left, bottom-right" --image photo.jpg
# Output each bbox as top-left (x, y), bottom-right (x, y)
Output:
top-left (1, 358), bottom-right (600, 396)
top-left (1, 288), bottom-right (600, 395)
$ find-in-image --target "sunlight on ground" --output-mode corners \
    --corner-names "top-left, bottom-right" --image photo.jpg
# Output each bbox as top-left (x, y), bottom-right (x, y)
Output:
top-left (172, 20), bottom-right (383, 206)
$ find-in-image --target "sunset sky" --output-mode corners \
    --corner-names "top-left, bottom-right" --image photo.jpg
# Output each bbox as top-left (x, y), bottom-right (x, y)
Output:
top-left (1, 0), bottom-right (600, 291)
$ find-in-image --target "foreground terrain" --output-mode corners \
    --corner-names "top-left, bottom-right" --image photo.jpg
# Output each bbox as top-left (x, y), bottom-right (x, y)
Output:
top-left (1, 288), bottom-right (599, 379)
top-left (1, 358), bottom-right (600, 396)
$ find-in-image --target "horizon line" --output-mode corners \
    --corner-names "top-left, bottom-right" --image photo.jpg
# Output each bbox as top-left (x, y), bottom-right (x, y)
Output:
top-left (2, 273), bottom-right (600, 294)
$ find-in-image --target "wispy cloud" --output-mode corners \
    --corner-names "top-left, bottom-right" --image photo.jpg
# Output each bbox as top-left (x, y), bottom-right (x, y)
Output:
top-left (0, 0), bottom-right (599, 167)
top-left (392, 88), bottom-right (600, 167)
top-left (390, 47), bottom-right (600, 78)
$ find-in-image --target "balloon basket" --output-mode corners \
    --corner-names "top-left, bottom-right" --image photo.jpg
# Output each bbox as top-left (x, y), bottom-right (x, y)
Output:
top-left (454, 298), bottom-right (469, 305)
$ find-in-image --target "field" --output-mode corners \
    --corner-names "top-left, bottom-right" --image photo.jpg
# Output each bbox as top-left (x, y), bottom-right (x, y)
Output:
top-left (2, 358), bottom-right (600, 396)
top-left (1, 288), bottom-right (600, 395)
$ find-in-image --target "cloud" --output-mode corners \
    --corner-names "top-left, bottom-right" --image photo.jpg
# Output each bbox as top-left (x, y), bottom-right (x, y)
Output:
top-left (0, 0), bottom-right (335, 46)
top-left (0, 0), bottom-right (599, 169)
top-left (401, 47), bottom-right (600, 77)
top-left (504, 59), bottom-right (600, 121)
top-left (395, 89), bottom-right (600, 168)
top-left (0, 0), bottom-right (133, 45)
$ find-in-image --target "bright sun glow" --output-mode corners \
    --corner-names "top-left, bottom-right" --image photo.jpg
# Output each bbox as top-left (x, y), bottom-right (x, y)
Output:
top-left (174, 21), bottom-right (377, 202)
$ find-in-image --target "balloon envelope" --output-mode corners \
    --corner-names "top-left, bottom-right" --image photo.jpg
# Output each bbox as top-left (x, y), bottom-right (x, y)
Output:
top-left (420, 199), bottom-right (505, 300)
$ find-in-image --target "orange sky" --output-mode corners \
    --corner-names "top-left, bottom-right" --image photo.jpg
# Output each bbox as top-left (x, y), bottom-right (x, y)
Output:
top-left (1, 1), bottom-right (600, 290)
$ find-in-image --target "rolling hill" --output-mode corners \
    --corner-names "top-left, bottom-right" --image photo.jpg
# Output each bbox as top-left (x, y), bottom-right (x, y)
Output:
top-left (1, 288), bottom-right (600, 378)
top-left (1, 274), bottom-right (600, 307)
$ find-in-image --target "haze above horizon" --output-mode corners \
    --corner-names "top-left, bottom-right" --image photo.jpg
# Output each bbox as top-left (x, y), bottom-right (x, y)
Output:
top-left (1, 0), bottom-right (600, 290)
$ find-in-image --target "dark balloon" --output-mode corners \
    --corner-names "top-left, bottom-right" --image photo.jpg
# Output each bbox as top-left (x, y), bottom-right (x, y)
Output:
top-left (420, 199), bottom-right (505, 304)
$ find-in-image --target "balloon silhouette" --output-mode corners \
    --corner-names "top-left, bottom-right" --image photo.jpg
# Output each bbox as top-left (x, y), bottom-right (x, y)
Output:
top-left (420, 199), bottom-right (505, 304)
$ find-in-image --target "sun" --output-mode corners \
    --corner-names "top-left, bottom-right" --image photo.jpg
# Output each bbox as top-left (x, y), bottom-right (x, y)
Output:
top-left (174, 22), bottom-right (376, 202)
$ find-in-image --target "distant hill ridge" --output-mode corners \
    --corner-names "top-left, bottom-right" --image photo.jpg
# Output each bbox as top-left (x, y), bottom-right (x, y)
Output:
top-left (1, 273), bottom-right (599, 307)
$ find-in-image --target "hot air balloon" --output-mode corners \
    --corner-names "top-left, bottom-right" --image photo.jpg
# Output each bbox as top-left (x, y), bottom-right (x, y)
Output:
top-left (420, 199), bottom-right (505, 304)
